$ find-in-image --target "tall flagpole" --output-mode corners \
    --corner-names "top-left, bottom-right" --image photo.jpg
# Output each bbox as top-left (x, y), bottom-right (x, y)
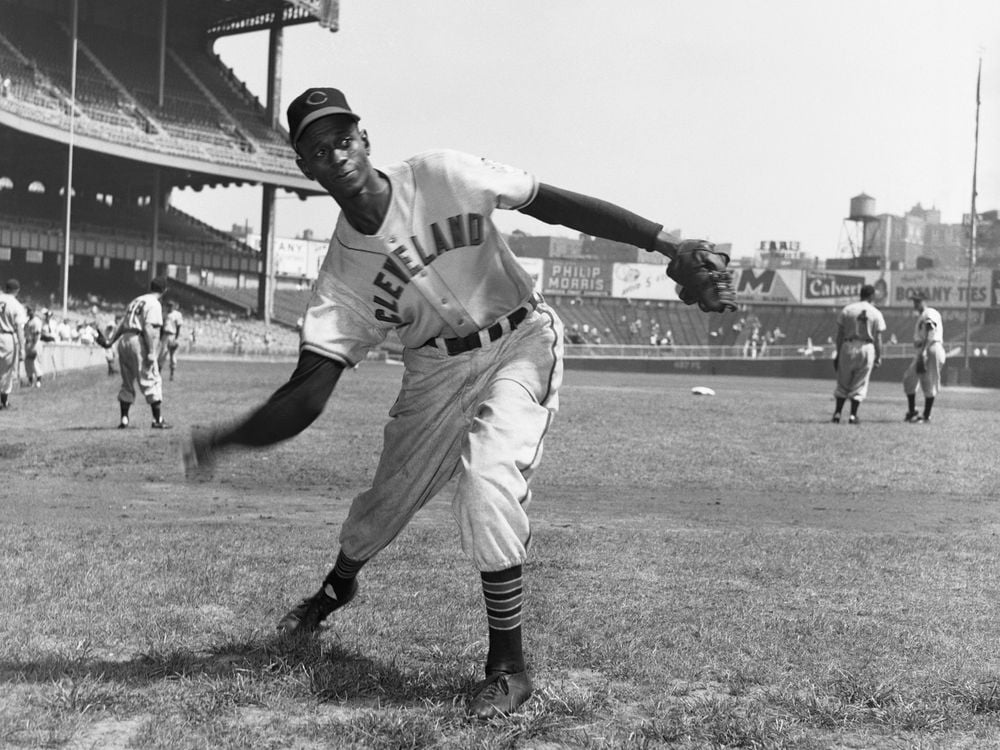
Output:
top-left (61, 0), bottom-right (79, 319)
top-left (962, 56), bottom-right (982, 373)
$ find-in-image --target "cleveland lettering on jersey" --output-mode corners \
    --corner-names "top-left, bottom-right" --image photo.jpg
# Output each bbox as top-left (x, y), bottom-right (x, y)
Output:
top-left (372, 212), bottom-right (484, 324)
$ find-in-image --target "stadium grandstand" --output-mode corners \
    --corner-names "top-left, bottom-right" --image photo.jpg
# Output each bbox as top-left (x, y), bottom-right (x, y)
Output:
top-left (0, 0), bottom-right (334, 349)
top-left (2, 0), bottom-right (999, 385)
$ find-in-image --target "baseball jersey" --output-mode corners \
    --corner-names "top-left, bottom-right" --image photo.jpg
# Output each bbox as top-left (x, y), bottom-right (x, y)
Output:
top-left (163, 309), bottom-right (183, 337)
top-left (24, 315), bottom-right (42, 352)
top-left (301, 149), bottom-right (539, 366)
top-left (914, 306), bottom-right (943, 345)
top-left (121, 292), bottom-right (163, 332)
top-left (837, 300), bottom-right (885, 342)
top-left (0, 292), bottom-right (27, 335)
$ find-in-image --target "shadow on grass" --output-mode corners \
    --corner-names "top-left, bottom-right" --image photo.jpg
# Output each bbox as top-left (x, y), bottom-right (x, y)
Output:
top-left (0, 634), bottom-right (471, 708)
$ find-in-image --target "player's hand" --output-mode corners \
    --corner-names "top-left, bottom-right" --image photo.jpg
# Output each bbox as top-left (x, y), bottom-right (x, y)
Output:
top-left (181, 426), bottom-right (218, 479)
top-left (666, 240), bottom-right (737, 313)
top-left (874, 357), bottom-right (882, 369)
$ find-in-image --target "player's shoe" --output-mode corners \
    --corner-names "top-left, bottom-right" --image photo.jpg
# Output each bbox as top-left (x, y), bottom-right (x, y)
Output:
top-left (831, 413), bottom-right (841, 423)
top-left (904, 411), bottom-right (920, 422)
top-left (276, 578), bottom-right (359, 635)
top-left (118, 416), bottom-right (129, 429)
top-left (151, 419), bottom-right (171, 429)
top-left (467, 668), bottom-right (534, 719)
top-left (848, 415), bottom-right (859, 424)
top-left (915, 415), bottom-right (929, 423)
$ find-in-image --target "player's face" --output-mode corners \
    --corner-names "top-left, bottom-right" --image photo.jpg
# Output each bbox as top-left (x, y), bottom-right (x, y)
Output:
top-left (295, 117), bottom-right (375, 200)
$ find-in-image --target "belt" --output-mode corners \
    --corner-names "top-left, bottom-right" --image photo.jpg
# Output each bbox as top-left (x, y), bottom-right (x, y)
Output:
top-left (423, 295), bottom-right (539, 355)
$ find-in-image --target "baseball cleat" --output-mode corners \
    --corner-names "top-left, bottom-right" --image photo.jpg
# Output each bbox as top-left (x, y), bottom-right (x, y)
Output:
top-left (904, 411), bottom-right (920, 422)
top-left (276, 578), bottom-right (359, 635)
top-left (151, 420), bottom-right (171, 429)
top-left (118, 416), bottom-right (129, 429)
top-left (831, 413), bottom-right (841, 423)
top-left (467, 668), bottom-right (533, 719)
top-left (848, 415), bottom-right (859, 424)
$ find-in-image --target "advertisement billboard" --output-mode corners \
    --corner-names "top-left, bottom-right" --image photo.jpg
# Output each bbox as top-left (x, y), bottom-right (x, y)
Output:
top-left (889, 268), bottom-right (992, 308)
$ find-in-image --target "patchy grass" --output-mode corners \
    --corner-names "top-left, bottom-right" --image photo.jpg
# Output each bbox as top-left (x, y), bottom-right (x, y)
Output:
top-left (1, 362), bottom-right (999, 748)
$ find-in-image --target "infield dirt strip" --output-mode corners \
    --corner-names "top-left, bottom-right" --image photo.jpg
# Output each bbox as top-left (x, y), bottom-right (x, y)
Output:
top-left (2, 360), bottom-right (997, 537)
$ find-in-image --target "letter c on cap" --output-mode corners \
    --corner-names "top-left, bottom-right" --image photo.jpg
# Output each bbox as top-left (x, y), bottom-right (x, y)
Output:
top-left (306, 91), bottom-right (328, 105)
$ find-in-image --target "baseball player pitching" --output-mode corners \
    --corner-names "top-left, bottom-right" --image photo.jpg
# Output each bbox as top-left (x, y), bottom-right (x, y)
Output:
top-left (98, 277), bottom-right (170, 429)
top-left (0, 278), bottom-right (27, 409)
top-left (182, 86), bottom-right (734, 719)
top-left (831, 283), bottom-right (885, 424)
top-left (903, 292), bottom-right (945, 422)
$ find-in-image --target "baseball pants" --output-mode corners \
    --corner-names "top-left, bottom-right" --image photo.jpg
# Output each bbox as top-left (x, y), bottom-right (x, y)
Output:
top-left (0, 332), bottom-right (17, 394)
top-left (903, 341), bottom-right (946, 398)
top-left (338, 302), bottom-right (564, 573)
top-left (24, 348), bottom-right (42, 382)
top-left (834, 340), bottom-right (877, 401)
top-left (116, 333), bottom-right (163, 404)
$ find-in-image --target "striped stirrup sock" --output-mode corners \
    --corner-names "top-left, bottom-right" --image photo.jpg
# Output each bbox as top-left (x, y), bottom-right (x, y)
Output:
top-left (482, 566), bottom-right (525, 672)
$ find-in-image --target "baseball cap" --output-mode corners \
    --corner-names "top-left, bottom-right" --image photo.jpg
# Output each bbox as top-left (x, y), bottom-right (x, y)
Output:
top-left (4, 278), bottom-right (19, 292)
top-left (287, 87), bottom-right (360, 148)
top-left (150, 275), bottom-right (169, 293)
top-left (908, 291), bottom-right (926, 302)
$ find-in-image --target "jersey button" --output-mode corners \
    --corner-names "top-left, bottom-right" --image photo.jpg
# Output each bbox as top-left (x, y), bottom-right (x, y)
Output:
top-left (457, 318), bottom-right (465, 325)
top-left (388, 236), bottom-right (397, 243)
top-left (440, 298), bottom-right (448, 305)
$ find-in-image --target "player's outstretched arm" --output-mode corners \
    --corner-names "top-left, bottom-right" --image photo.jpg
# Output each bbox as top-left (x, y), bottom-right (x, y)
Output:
top-left (183, 350), bottom-right (344, 477)
top-left (519, 183), bottom-right (736, 312)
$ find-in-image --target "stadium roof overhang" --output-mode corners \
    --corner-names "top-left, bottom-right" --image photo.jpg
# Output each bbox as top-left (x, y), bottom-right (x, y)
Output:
top-left (0, 113), bottom-right (324, 200)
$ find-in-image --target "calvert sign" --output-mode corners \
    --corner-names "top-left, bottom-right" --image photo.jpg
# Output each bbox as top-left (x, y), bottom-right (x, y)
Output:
top-left (890, 268), bottom-right (992, 308)
top-left (801, 271), bottom-right (889, 306)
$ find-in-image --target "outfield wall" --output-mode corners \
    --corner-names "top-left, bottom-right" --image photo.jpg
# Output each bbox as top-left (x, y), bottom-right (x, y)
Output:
top-left (564, 353), bottom-right (1000, 388)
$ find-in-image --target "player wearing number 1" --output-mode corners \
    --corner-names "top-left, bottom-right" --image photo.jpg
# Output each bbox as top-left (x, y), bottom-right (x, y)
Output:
top-left (832, 284), bottom-right (885, 424)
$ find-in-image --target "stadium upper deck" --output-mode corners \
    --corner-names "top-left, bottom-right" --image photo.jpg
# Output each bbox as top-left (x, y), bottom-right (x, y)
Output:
top-left (0, 0), bottom-right (323, 197)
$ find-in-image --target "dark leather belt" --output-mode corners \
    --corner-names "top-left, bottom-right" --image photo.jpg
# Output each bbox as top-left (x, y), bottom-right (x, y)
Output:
top-left (424, 296), bottom-right (538, 355)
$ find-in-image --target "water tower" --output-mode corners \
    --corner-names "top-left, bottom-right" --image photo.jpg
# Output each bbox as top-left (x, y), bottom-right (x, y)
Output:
top-left (842, 193), bottom-right (881, 261)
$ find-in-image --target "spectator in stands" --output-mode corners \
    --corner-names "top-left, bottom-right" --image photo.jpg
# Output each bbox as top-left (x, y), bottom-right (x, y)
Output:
top-left (566, 324), bottom-right (585, 344)
top-left (40, 310), bottom-right (55, 343)
top-left (55, 317), bottom-right (73, 342)
top-left (1, 75), bottom-right (10, 98)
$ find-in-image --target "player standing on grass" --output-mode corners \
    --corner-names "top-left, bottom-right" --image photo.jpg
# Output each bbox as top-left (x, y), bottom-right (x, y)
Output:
top-left (831, 284), bottom-right (885, 424)
top-left (182, 87), bottom-right (734, 719)
top-left (97, 277), bottom-right (170, 429)
top-left (23, 305), bottom-right (44, 388)
top-left (159, 300), bottom-right (183, 381)
top-left (0, 278), bottom-right (27, 410)
top-left (903, 292), bottom-right (944, 423)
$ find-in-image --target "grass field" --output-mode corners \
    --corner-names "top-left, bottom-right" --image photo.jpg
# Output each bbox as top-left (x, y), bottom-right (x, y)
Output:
top-left (2, 358), bottom-right (1000, 749)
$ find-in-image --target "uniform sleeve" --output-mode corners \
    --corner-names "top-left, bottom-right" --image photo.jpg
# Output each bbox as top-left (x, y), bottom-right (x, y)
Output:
top-left (145, 299), bottom-right (163, 328)
top-left (443, 150), bottom-right (538, 211)
top-left (300, 267), bottom-right (387, 367)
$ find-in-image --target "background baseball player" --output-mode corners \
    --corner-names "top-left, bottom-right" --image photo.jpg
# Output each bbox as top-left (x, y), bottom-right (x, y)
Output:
top-left (98, 277), bottom-right (169, 429)
top-left (158, 300), bottom-right (183, 381)
top-left (183, 87), bottom-right (733, 720)
top-left (831, 284), bottom-right (885, 424)
top-left (22, 305), bottom-right (44, 388)
top-left (903, 292), bottom-right (945, 422)
top-left (0, 278), bottom-right (27, 410)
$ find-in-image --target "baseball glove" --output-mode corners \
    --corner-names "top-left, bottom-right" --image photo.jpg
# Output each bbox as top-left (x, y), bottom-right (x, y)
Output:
top-left (95, 329), bottom-right (110, 349)
top-left (667, 240), bottom-right (737, 313)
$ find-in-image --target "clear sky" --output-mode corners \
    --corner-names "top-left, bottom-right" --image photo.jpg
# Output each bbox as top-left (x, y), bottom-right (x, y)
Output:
top-left (171, 0), bottom-right (1000, 261)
